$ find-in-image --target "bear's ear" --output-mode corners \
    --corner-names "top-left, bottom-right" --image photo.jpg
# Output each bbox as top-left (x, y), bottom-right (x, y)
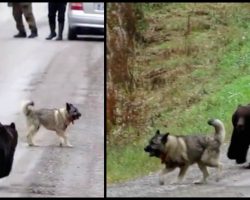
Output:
top-left (10, 123), bottom-right (15, 129)
top-left (155, 130), bottom-right (160, 135)
top-left (161, 133), bottom-right (169, 144)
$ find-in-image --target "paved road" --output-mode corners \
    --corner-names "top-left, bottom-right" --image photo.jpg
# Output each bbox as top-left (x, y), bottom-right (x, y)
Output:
top-left (0, 3), bottom-right (104, 197)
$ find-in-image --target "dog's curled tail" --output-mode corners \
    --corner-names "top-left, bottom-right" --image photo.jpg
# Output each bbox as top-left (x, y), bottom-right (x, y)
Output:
top-left (21, 100), bottom-right (34, 116)
top-left (208, 119), bottom-right (226, 144)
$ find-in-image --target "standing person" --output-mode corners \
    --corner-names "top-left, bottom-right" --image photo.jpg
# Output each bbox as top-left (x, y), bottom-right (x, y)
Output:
top-left (10, 2), bottom-right (38, 38)
top-left (46, 2), bottom-right (67, 41)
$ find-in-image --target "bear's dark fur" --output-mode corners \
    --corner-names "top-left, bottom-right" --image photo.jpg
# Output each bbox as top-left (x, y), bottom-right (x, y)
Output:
top-left (0, 122), bottom-right (18, 178)
top-left (227, 104), bottom-right (250, 164)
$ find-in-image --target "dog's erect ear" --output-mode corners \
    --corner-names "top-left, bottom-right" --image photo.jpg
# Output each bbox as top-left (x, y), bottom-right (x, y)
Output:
top-left (66, 103), bottom-right (71, 111)
top-left (155, 130), bottom-right (160, 135)
top-left (10, 122), bottom-right (16, 129)
top-left (161, 133), bottom-right (169, 144)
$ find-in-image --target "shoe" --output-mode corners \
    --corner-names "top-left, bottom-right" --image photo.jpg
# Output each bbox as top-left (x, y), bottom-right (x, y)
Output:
top-left (28, 29), bottom-right (38, 38)
top-left (46, 21), bottom-right (56, 40)
top-left (55, 35), bottom-right (62, 41)
top-left (13, 31), bottom-right (26, 38)
top-left (55, 23), bottom-right (64, 41)
top-left (46, 32), bottom-right (57, 40)
top-left (28, 32), bottom-right (38, 38)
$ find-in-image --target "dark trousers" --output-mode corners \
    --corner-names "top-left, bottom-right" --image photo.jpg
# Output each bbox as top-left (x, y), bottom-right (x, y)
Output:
top-left (48, 3), bottom-right (67, 25)
top-left (12, 3), bottom-right (37, 32)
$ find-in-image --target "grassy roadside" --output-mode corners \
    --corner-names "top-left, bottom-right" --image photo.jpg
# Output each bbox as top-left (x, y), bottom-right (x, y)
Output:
top-left (107, 3), bottom-right (250, 185)
top-left (107, 74), bottom-right (250, 185)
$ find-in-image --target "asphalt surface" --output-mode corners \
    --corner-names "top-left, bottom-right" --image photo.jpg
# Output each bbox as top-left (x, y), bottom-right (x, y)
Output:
top-left (0, 3), bottom-right (104, 197)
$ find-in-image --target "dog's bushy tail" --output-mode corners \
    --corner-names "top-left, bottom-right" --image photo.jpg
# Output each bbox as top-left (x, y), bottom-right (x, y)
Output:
top-left (21, 100), bottom-right (34, 116)
top-left (208, 119), bottom-right (226, 144)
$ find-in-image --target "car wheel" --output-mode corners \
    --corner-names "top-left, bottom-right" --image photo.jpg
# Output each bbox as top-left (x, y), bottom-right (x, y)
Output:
top-left (68, 27), bottom-right (77, 40)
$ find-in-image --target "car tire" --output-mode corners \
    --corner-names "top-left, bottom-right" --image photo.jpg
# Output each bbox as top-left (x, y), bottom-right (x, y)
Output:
top-left (68, 27), bottom-right (77, 40)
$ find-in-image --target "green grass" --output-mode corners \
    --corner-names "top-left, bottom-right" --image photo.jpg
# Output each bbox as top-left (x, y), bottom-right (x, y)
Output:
top-left (107, 143), bottom-right (162, 184)
top-left (163, 75), bottom-right (250, 136)
top-left (108, 46), bottom-right (250, 185)
top-left (108, 74), bottom-right (250, 185)
top-left (107, 3), bottom-right (250, 184)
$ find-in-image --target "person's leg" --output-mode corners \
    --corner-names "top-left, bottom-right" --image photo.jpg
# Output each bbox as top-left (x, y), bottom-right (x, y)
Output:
top-left (22, 3), bottom-right (38, 38)
top-left (56, 3), bottom-right (67, 40)
top-left (46, 3), bottom-right (57, 40)
top-left (12, 3), bottom-right (26, 37)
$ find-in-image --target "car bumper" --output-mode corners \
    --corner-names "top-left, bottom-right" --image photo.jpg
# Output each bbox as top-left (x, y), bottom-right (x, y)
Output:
top-left (68, 13), bottom-right (104, 29)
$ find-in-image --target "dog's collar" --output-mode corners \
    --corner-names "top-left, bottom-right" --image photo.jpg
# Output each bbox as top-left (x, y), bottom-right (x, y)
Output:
top-left (56, 109), bottom-right (71, 129)
top-left (160, 152), bottom-right (169, 164)
top-left (59, 108), bottom-right (75, 124)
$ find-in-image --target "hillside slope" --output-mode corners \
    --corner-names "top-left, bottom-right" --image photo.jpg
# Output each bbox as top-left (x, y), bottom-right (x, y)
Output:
top-left (107, 3), bottom-right (250, 184)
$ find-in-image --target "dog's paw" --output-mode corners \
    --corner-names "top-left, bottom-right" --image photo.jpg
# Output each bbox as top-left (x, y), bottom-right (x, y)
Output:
top-left (28, 143), bottom-right (39, 147)
top-left (59, 143), bottom-right (73, 148)
top-left (194, 180), bottom-right (206, 185)
top-left (65, 144), bottom-right (73, 148)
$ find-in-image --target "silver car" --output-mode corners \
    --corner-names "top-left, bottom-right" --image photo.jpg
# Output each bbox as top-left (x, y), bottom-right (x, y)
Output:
top-left (67, 2), bottom-right (104, 40)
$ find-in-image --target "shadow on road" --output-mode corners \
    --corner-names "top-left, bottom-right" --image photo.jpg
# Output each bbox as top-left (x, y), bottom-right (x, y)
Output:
top-left (68, 36), bottom-right (104, 42)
